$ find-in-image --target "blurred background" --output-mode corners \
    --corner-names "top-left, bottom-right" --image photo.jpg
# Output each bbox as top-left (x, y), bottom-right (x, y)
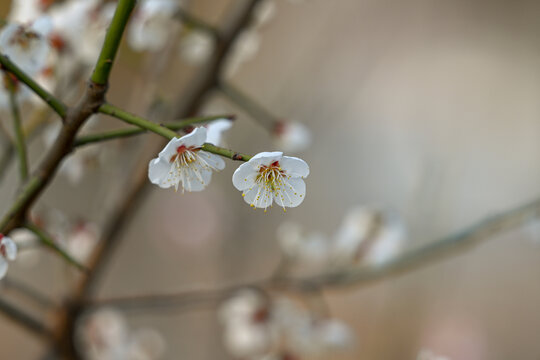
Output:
top-left (2, 0), bottom-right (540, 359)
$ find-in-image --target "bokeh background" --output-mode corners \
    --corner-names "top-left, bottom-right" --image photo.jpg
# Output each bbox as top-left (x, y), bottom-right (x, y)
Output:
top-left (2, 0), bottom-right (540, 359)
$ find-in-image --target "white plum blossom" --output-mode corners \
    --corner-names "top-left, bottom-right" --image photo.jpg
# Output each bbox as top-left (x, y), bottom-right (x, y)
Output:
top-left (332, 207), bottom-right (405, 266)
top-left (277, 222), bottom-right (331, 270)
top-left (417, 349), bottom-right (451, 360)
top-left (7, 0), bottom-right (47, 24)
top-left (276, 207), bottom-right (406, 273)
top-left (204, 118), bottom-right (233, 146)
top-left (219, 289), bottom-right (275, 358)
top-left (128, 0), bottom-right (181, 52)
top-left (0, 17), bottom-right (51, 75)
top-left (0, 234), bottom-right (18, 279)
top-left (148, 127), bottom-right (225, 192)
top-left (219, 291), bottom-right (353, 359)
top-left (178, 30), bottom-right (215, 65)
top-left (76, 308), bottom-right (165, 360)
top-left (233, 151), bottom-right (309, 211)
top-left (48, 0), bottom-right (116, 66)
top-left (273, 121), bottom-right (312, 153)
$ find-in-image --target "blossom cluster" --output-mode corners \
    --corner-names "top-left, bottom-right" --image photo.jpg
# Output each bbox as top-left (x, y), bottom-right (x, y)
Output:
top-left (148, 128), bottom-right (310, 211)
top-left (219, 288), bottom-right (353, 360)
top-left (277, 206), bottom-right (406, 273)
top-left (76, 308), bottom-right (165, 360)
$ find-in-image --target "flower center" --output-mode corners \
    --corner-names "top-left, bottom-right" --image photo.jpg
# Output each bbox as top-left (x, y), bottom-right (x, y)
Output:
top-left (256, 161), bottom-right (284, 191)
top-left (170, 145), bottom-right (198, 164)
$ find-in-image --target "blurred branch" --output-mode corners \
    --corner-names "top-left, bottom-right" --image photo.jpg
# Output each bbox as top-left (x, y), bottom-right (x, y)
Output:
top-left (24, 222), bottom-right (88, 273)
top-left (89, 197), bottom-right (540, 311)
top-left (0, 297), bottom-right (52, 340)
top-left (7, 76), bottom-right (29, 181)
top-left (90, 0), bottom-right (136, 85)
top-left (175, 8), bottom-right (220, 39)
top-left (219, 82), bottom-right (278, 131)
top-left (73, 114), bottom-right (235, 147)
top-left (0, 55), bottom-right (67, 119)
top-left (99, 103), bottom-right (252, 160)
top-left (3, 277), bottom-right (57, 309)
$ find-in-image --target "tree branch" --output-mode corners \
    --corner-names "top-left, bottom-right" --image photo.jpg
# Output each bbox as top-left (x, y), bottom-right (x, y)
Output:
top-left (0, 297), bottom-right (52, 340)
top-left (90, 0), bottom-right (137, 85)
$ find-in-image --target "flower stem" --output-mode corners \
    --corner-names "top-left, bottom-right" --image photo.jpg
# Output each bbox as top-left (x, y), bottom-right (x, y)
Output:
top-left (90, 0), bottom-right (137, 85)
top-left (0, 55), bottom-right (67, 118)
top-left (24, 222), bottom-right (88, 273)
top-left (74, 115), bottom-right (234, 147)
top-left (6, 77), bottom-right (29, 181)
top-left (99, 103), bottom-right (251, 161)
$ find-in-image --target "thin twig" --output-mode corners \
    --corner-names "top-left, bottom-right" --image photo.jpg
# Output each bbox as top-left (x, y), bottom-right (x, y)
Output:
top-left (0, 55), bottom-right (67, 118)
top-left (73, 115), bottom-right (235, 147)
top-left (99, 103), bottom-right (252, 160)
top-left (24, 222), bottom-right (88, 273)
top-left (6, 76), bottom-right (29, 181)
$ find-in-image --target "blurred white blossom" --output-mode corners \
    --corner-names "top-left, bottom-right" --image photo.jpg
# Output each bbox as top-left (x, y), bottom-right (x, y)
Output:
top-left (0, 234), bottom-right (17, 280)
top-left (178, 30), bottom-right (215, 65)
top-left (273, 121), bottom-right (312, 153)
top-left (219, 291), bottom-right (353, 359)
top-left (277, 207), bottom-right (406, 273)
top-left (76, 308), bottom-right (165, 360)
top-left (128, 0), bottom-right (181, 52)
top-left (417, 349), bottom-right (451, 360)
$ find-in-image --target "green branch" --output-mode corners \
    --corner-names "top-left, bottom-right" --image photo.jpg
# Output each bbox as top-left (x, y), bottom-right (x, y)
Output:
top-left (74, 115), bottom-right (234, 147)
top-left (0, 55), bottom-right (67, 118)
top-left (6, 77), bottom-right (29, 181)
top-left (24, 222), bottom-right (88, 273)
top-left (99, 103), bottom-right (251, 161)
top-left (91, 0), bottom-right (137, 85)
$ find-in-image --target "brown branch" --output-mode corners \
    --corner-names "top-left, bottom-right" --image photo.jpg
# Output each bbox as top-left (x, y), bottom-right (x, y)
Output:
top-left (86, 196), bottom-right (540, 313)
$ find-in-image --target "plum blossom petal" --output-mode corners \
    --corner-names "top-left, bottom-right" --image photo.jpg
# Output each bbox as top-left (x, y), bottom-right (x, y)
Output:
top-left (205, 119), bottom-right (233, 146)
